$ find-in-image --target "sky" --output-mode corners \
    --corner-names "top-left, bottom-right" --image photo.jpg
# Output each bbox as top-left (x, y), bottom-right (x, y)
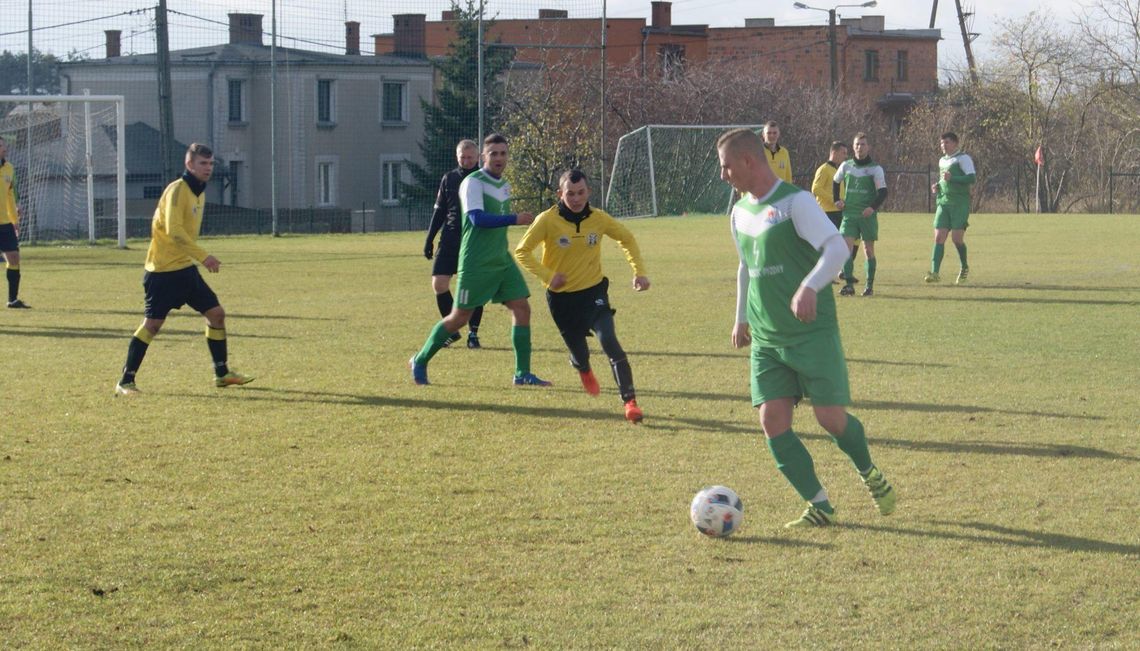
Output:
top-left (2, 0), bottom-right (1091, 80)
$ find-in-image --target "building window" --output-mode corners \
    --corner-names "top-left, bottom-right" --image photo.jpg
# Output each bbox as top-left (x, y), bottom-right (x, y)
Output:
top-left (658, 44), bottom-right (685, 81)
top-left (896, 50), bottom-right (909, 81)
top-left (228, 79), bottom-right (245, 122)
top-left (381, 158), bottom-right (405, 204)
top-left (317, 79), bottom-right (335, 125)
top-left (316, 157), bottom-right (338, 207)
top-left (382, 81), bottom-right (408, 123)
top-left (227, 160), bottom-right (242, 206)
top-left (863, 50), bottom-right (880, 82)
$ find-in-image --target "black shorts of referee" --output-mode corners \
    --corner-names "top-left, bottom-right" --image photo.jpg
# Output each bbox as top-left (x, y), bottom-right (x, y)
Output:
top-left (143, 265), bottom-right (220, 319)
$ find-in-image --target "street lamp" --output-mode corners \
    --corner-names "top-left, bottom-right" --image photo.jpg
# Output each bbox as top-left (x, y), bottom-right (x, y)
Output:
top-left (793, 1), bottom-right (877, 92)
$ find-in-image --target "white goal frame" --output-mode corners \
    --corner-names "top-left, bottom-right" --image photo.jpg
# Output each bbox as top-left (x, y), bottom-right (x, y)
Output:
top-left (0, 94), bottom-right (127, 248)
top-left (606, 124), bottom-right (763, 218)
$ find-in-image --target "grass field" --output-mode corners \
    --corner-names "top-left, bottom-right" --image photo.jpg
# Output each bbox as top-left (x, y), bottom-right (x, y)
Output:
top-left (2, 212), bottom-right (1138, 648)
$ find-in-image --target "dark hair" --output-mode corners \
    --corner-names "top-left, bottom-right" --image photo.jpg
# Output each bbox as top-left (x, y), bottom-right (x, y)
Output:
top-left (764, 121), bottom-right (778, 130)
top-left (941, 132), bottom-right (959, 143)
top-left (483, 133), bottom-right (508, 147)
top-left (559, 169), bottom-right (589, 187)
top-left (830, 140), bottom-right (847, 152)
top-left (186, 142), bottom-right (213, 160)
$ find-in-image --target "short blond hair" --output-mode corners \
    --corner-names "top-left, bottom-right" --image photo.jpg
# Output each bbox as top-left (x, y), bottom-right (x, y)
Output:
top-left (717, 128), bottom-right (762, 158)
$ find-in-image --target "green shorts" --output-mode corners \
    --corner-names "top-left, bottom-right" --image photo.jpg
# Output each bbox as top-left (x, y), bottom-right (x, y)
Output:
top-left (750, 329), bottom-right (851, 407)
top-left (455, 264), bottom-right (530, 309)
top-left (840, 212), bottom-right (878, 242)
top-left (934, 202), bottom-right (970, 231)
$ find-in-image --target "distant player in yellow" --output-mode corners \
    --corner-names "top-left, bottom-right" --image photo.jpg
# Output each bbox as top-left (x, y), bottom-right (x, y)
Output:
top-left (762, 121), bottom-right (793, 185)
top-left (115, 143), bottom-right (253, 395)
top-left (0, 136), bottom-right (29, 308)
top-left (515, 169), bottom-right (650, 423)
top-left (811, 141), bottom-right (858, 284)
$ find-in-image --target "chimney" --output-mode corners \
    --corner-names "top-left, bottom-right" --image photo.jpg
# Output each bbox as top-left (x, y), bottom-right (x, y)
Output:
top-left (538, 9), bottom-right (569, 19)
top-left (228, 13), bottom-right (264, 45)
top-left (345, 21), bottom-right (360, 55)
top-left (442, 10), bottom-right (457, 20)
top-left (650, 1), bottom-right (672, 30)
top-left (860, 15), bottom-right (885, 31)
top-left (744, 18), bottom-right (775, 28)
top-left (373, 34), bottom-right (394, 55)
top-left (393, 14), bottom-right (426, 58)
top-left (105, 30), bottom-right (121, 58)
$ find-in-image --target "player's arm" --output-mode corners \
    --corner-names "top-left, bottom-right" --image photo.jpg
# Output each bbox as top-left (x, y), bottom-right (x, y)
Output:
top-left (832, 162), bottom-right (846, 206)
top-left (951, 155), bottom-right (977, 185)
top-left (865, 167), bottom-right (888, 215)
top-left (729, 218), bottom-right (751, 348)
top-left (789, 193), bottom-right (848, 323)
top-left (810, 166), bottom-right (828, 205)
top-left (162, 188), bottom-right (210, 262)
top-left (424, 175), bottom-right (449, 258)
top-left (603, 214), bottom-right (649, 289)
top-left (460, 177), bottom-right (524, 228)
top-left (513, 214), bottom-right (554, 285)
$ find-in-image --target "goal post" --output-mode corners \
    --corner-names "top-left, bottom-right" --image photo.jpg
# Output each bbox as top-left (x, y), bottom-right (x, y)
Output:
top-left (0, 94), bottom-right (127, 248)
top-left (606, 124), bottom-right (763, 219)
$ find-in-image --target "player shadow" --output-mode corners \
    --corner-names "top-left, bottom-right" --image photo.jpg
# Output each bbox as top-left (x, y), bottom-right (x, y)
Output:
top-left (874, 293), bottom-right (1139, 307)
top-left (962, 283), bottom-right (1140, 294)
top-left (53, 308), bottom-right (336, 321)
top-left (0, 323), bottom-right (290, 340)
top-left (853, 398), bottom-right (1104, 421)
top-left (860, 435), bottom-right (1137, 462)
top-left (845, 520), bottom-right (1140, 556)
top-left (722, 535), bottom-right (834, 550)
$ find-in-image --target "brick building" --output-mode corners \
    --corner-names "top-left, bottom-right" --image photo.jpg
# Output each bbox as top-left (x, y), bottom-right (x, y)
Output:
top-left (374, 1), bottom-right (940, 111)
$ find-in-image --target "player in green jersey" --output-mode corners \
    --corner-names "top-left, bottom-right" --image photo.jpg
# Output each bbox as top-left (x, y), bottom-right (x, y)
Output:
top-left (717, 128), bottom-right (896, 528)
top-left (409, 133), bottom-right (552, 387)
top-left (926, 132), bottom-right (976, 285)
top-left (833, 132), bottom-right (888, 297)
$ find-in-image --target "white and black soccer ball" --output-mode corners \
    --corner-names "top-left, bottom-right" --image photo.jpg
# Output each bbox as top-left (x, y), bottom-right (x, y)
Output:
top-left (690, 485), bottom-right (744, 538)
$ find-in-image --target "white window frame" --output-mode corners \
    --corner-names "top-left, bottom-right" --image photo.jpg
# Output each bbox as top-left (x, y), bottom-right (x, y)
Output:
top-left (380, 79), bottom-right (409, 124)
top-left (227, 78), bottom-right (247, 124)
top-left (316, 78), bottom-right (336, 126)
top-left (380, 155), bottom-right (409, 206)
top-left (316, 156), bottom-right (339, 207)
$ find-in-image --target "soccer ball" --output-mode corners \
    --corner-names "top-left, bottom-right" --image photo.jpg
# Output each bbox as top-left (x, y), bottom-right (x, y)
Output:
top-left (690, 485), bottom-right (744, 538)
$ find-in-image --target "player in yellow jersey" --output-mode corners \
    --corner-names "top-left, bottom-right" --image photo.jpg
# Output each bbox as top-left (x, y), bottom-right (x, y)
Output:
top-left (515, 169), bottom-right (650, 423)
top-left (0, 136), bottom-right (29, 308)
top-left (762, 121), bottom-right (793, 185)
top-left (115, 143), bottom-right (253, 395)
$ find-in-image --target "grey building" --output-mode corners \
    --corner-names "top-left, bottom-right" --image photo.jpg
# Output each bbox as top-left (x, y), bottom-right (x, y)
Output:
top-left (58, 13), bottom-right (433, 227)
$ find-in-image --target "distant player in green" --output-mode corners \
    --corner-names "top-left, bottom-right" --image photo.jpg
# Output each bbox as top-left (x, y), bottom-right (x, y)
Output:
top-left (0, 136), bottom-right (29, 308)
top-left (833, 132), bottom-right (887, 297)
top-left (926, 132), bottom-right (976, 285)
top-left (515, 169), bottom-right (650, 423)
top-left (115, 143), bottom-right (254, 395)
top-left (717, 128), bottom-right (896, 528)
top-left (409, 133), bottom-right (552, 387)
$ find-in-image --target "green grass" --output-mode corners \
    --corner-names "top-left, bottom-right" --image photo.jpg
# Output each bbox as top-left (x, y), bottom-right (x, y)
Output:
top-left (2, 213), bottom-right (1138, 648)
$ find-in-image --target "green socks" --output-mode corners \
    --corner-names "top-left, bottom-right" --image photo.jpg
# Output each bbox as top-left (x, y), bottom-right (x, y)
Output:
top-left (766, 430), bottom-right (825, 504)
top-left (512, 325), bottom-right (532, 376)
top-left (932, 243), bottom-right (945, 273)
top-left (955, 242), bottom-right (968, 268)
top-left (843, 255), bottom-right (855, 285)
top-left (865, 257), bottom-right (877, 289)
top-left (415, 321), bottom-right (454, 365)
top-left (830, 414), bottom-right (874, 473)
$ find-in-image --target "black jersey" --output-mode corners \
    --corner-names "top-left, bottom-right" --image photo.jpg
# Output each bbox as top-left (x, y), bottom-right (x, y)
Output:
top-left (425, 166), bottom-right (477, 249)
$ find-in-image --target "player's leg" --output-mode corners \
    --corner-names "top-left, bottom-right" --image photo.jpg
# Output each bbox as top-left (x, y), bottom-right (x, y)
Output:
top-left (188, 270), bottom-right (251, 387)
top-left (117, 316), bottom-right (164, 394)
top-left (593, 310), bottom-right (641, 422)
top-left (432, 246), bottom-right (463, 347)
top-left (951, 217), bottom-right (968, 284)
top-left (1, 224), bottom-right (27, 308)
top-left (498, 267), bottom-right (550, 387)
top-left (839, 228), bottom-right (858, 296)
top-left (118, 270), bottom-right (179, 394)
top-left (861, 224), bottom-right (877, 296)
top-left (467, 305), bottom-right (484, 348)
top-left (927, 226), bottom-right (949, 283)
top-left (548, 287), bottom-right (596, 395)
top-left (752, 347), bottom-right (834, 526)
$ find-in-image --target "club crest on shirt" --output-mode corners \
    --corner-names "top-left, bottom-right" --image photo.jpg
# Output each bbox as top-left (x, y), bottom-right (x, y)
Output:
top-left (763, 206), bottom-right (784, 226)
top-left (587, 233), bottom-right (598, 246)
top-left (557, 235), bottom-right (571, 248)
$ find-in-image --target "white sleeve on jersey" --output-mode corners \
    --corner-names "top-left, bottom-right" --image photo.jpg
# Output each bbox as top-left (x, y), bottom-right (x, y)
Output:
top-left (789, 191), bottom-right (847, 292)
top-left (958, 154), bottom-right (976, 175)
top-left (458, 175), bottom-right (484, 215)
top-left (730, 212), bottom-right (749, 325)
top-left (873, 165), bottom-right (887, 189)
top-left (832, 161), bottom-right (849, 184)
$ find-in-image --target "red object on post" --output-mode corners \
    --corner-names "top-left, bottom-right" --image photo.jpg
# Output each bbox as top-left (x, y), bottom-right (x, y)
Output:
top-left (1034, 146), bottom-right (1045, 167)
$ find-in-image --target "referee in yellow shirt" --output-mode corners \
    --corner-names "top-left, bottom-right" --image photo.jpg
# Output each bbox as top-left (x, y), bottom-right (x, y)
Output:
top-left (762, 121), bottom-right (793, 184)
top-left (0, 136), bottom-right (29, 308)
top-left (115, 143), bottom-right (253, 395)
top-left (515, 169), bottom-right (650, 423)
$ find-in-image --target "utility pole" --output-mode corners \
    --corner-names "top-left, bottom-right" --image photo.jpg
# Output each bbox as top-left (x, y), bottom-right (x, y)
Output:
top-left (828, 8), bottom-right (838, 92)
top-left (155, 0), bottom-right (177, 181)
top-left (954, 0), bottom-right (978, 83)
top-left (929, 0), bottom-right (938, 29)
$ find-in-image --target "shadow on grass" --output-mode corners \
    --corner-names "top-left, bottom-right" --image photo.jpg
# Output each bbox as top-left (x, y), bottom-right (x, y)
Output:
top-left (854, 398), bottom-right (1103, 421)
top-left (723, 535), bottom-right (834, 550)
top-left (846, 520), bottom-right (1140, 556)
top-left (875, 294), bottom-right (1139, 307)
top-left (479, 346), bottom-right (950, 367)
top-left (218, 387), bottom-right (1135, 462)
top-left (2, 324), bottom-right (290, 340)
top-left (52, 308), bottom-right (336, 321)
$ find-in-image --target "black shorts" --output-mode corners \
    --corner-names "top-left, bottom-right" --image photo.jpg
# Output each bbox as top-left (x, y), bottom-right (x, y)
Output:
top-left (0, 224), bottom-right (19, 252)
top-left (432, 241), bottom-right (460, 276)
top-left (546, 277), bottom-right (613, 338)
top-left (144, 265), bottom-right (220, 319)
top-left (826, 210), bottom-right (843, 230)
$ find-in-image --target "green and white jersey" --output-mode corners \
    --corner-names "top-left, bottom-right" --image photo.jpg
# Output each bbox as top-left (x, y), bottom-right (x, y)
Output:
top-left (458, 169), bottom-right (514, 274)
top-left (937, 151), bottom-right (976, 206)
top-left (732, 181), bottom-right (839, 347)
top-left (834, 158), bottom-right (886, 218)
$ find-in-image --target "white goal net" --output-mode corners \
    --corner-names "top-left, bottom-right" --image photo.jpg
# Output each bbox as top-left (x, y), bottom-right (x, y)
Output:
top-left (0, 95), bottom-right (126, 246)
top-left (606, 124), bottom-right (763, 219)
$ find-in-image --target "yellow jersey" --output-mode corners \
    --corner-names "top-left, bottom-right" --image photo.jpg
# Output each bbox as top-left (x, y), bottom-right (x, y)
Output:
top-left (515, 204), bottom-right (646, 293)
top-left (811, 161), bottom-right (844, 212)
top-left (0, 160), bottom-right (18, 226)
top-left (145, 174), bottom-right (210, 272)
top-left (764, 145), bottom-right (793, 184)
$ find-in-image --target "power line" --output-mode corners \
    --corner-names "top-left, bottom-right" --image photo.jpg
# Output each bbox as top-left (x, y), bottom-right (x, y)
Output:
top-left (0, 8), bottom-right (151, 39)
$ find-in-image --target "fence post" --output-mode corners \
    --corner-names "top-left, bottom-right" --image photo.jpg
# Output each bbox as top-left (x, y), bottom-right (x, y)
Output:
top-left (361, 201), bottom-right (367, 234)
top-left (926, 163), bottom-right (932, 213)
top-left (1015, 166), bottom-right (1020, 214)
top-left (1108, 167), bottom-right (1114, 215)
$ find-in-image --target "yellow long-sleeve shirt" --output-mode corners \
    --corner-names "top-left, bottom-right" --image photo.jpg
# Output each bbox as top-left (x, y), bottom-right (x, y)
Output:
top-left (764, 145), bottom-right (793, 184)
top-left (514, 204), bottom-right (646, 292)
top-left (811, 160), bottom-right (844, 212)
top-left (145, 175), bottom-right (210, 272)
top-left (0, 160), bottom-right (18, 226)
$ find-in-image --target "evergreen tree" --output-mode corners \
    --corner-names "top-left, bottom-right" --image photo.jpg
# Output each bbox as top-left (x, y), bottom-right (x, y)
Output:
top-left (404, 1), bottom-right (515, 208)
